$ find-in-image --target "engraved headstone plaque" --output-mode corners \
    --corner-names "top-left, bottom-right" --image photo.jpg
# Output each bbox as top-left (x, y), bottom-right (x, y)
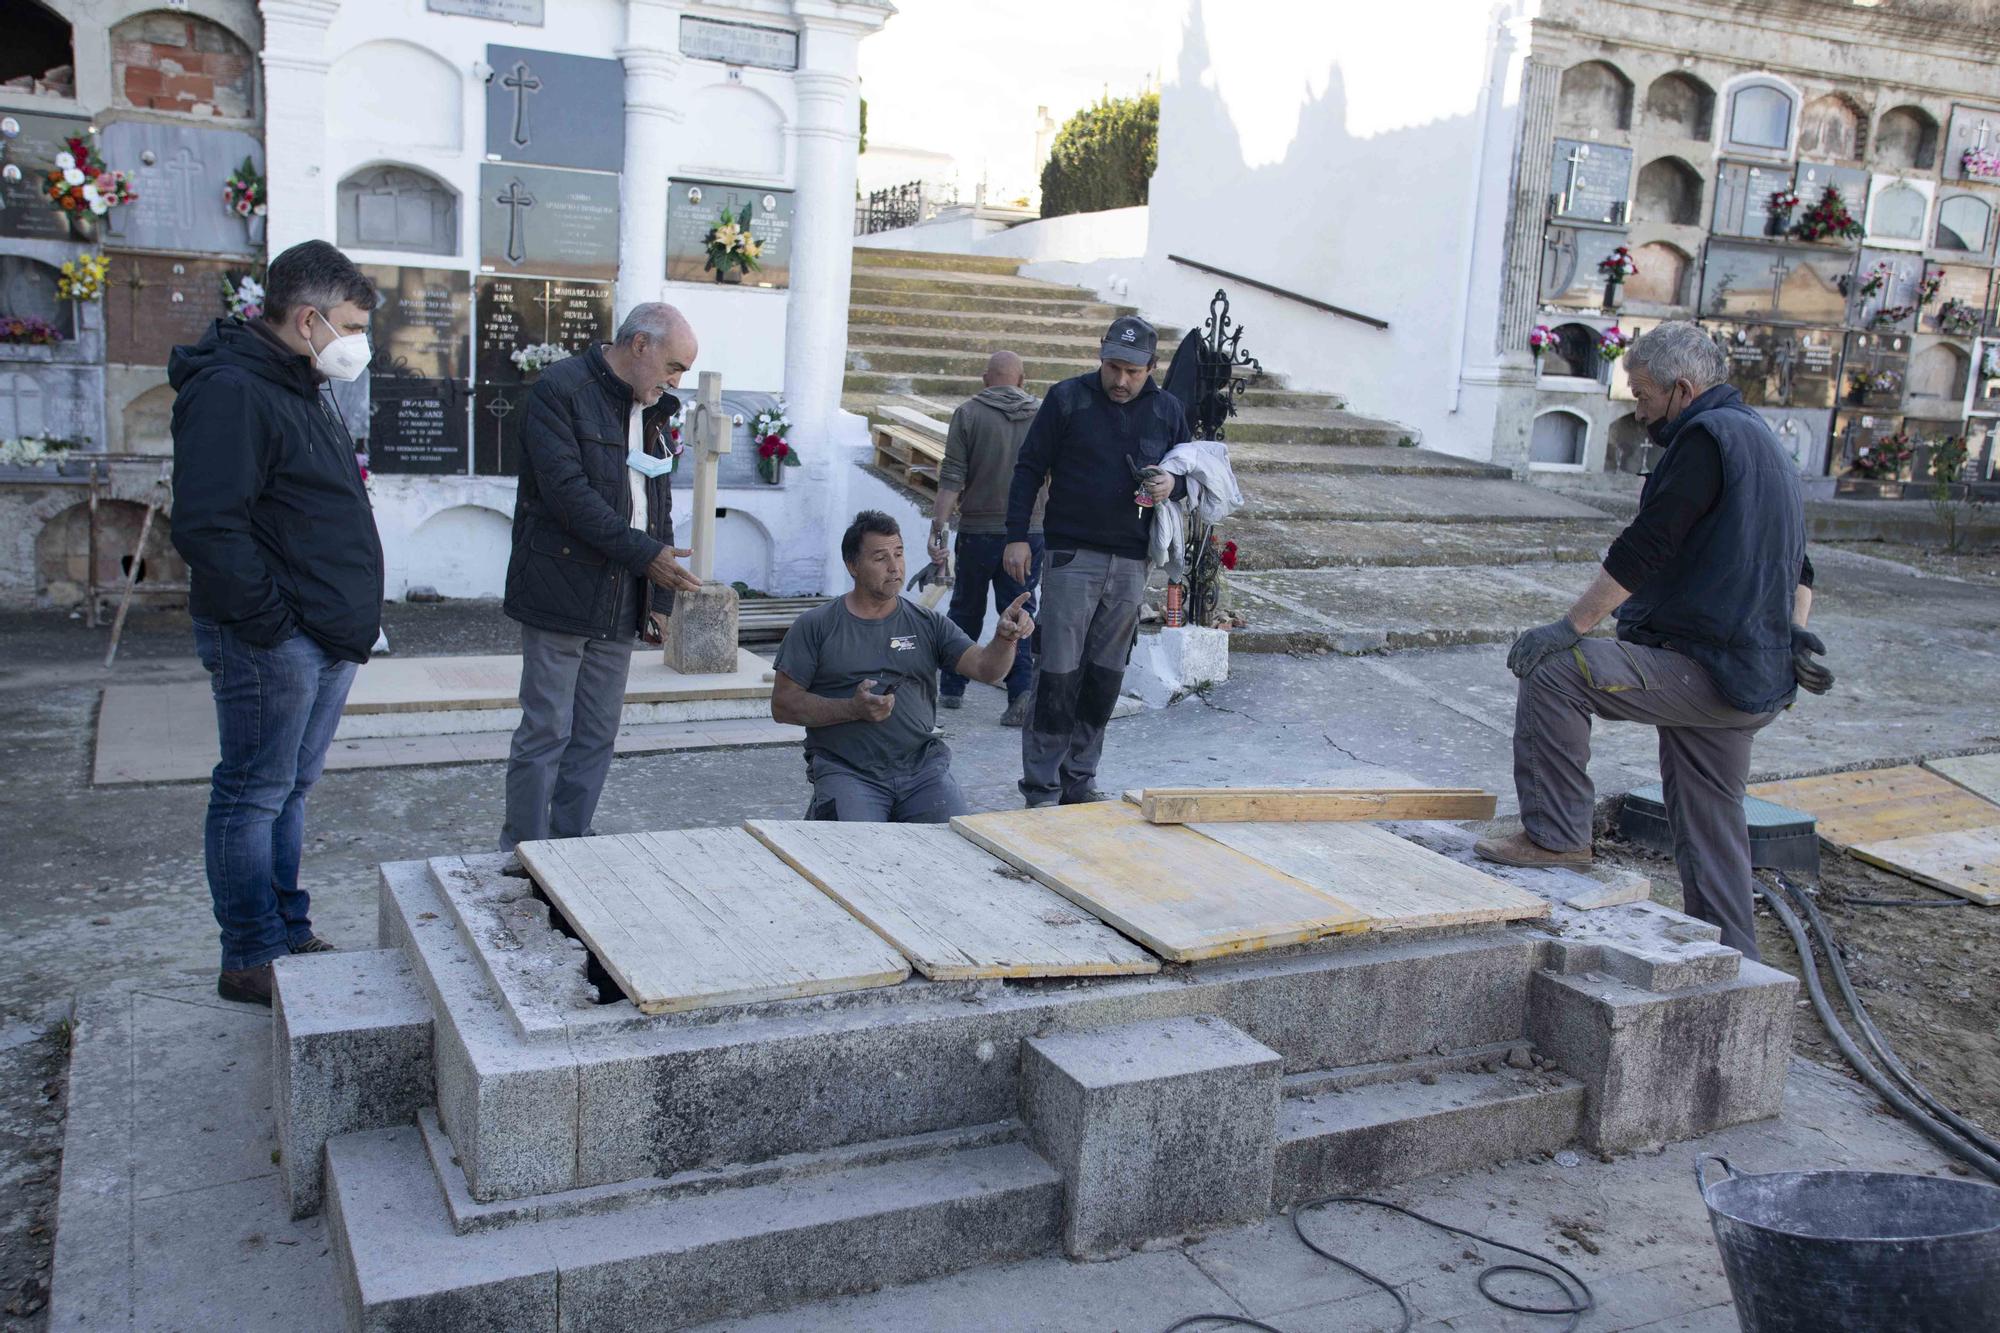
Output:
top-left (1788, 162), bottom-right (1870, 247)
top-left (484, 46), bottom-right (624, 172)
top-left (1707, 323), bottom-right (1840, 409)
top-left (1846, 247), bottom-right (1924, 332)
top-left (473, 382), bottom-right (530, 475)
top-left (478, 163), bottom-right (619, 281)
top-left (665, 179), bottom-right (796, 288)
top-left (1712, 162), bottom-right (1798, 238)
top-left (0, 111), bottom-right (91, 241)
top-left (1943, 105), bottom-right (2000, 184)
top-left (1550, 139), bottom-right (1632, 225)
top-left (1832, 410), bottom-right (1905, 477)
top-left (361, 265), bottom-right (471, 381)
top-left (1752, 406), bottom-right (1832, 477)
top-left (1923, 264), bottom-right (1992, 338)
top-left (0, 365), bottom-right (101, 444)
top-left (1700, 241), bottom-right (1851, 325)
top-left (474, 275), bottom-right (612, 383)
top-left (368, 377), bottom-right (470, 474)
top-left (338, 166), bottom-right (459, 257)
top-left (1841, 331), bottom-right (1911, 409)
top-left (679, 16), bottom-right (800, 71)
top-left (1539, 225), bottom-right (1626, 308)
top-left (430, 0), bottom-right (543, 21)
top-left (99, 122), bottom-right (263, 256)
top-left (104, 253), bottom-right (238, 366)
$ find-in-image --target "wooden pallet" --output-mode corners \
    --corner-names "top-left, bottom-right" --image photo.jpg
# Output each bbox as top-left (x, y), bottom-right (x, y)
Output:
top-left (871, 422), bottom-right (946, 496)
top-left (735, 596), bottom-right (831, 644)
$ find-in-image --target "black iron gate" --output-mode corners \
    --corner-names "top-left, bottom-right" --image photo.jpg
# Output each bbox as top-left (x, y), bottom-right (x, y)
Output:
top-left (1183, 288), bottom-right (1260, 628)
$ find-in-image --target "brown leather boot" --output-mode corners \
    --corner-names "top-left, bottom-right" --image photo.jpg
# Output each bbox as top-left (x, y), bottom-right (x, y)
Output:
top-left (1474, 830), bottom-right (1593, 868)
top-left (216, 963), bottom-right (274, 1007)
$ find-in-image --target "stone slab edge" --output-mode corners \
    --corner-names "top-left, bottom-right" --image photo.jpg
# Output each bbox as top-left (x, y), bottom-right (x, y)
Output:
top-left (48, 993), bottom-right (134, 1333)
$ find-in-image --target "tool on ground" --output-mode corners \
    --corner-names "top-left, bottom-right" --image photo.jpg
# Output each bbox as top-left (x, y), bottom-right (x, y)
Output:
top-left (101, 460), bottom-right (173, 669)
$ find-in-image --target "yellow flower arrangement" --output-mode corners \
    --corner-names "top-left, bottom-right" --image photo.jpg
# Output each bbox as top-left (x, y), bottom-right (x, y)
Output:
top-left (57, 252), bottom-right (110, 302)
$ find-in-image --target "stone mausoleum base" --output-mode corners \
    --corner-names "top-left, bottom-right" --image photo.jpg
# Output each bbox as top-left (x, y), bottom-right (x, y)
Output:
top-left (274, 832), bottom-right (1794, 1330)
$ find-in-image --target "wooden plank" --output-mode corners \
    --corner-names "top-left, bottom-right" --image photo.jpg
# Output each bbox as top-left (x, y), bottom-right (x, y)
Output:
top-left (1748, 765), bottom-right (2000, 850)
top-left (744, 821), bottom-right (1159, 979)
top-left (949, 803), bottom-right (1368, 962)
top-left (1926, 753), bottom-right (2000, 807)
top-left (1128, 786), bottom-right (1497, 825)
top-left (516, 828), bottom-right (909, 1015)
top-left (344, 649), bottom-right (773, 714)
top-left (878, 404), bottom-right (948, 439)
top-left (1185, 821), bottom-right (1549, 930)
top-left (1849, 827), bottom-right (2000, 906)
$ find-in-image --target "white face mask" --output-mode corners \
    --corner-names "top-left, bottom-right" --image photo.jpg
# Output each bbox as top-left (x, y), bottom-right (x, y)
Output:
top-left (309, 309), bottom-right (371, 382)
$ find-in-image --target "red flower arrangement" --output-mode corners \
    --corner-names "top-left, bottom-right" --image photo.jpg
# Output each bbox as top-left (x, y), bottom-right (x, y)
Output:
top-left (1789, 186), bottom-right (1862, 243)
top-left (1847, 431), bottom-right (1911, 481)
top-left (43, 135), bottom-right (137, 217)
top-left (1219, 540), bottom-right (1238, 571)
top-left (752, 403), bottom-right (797, 483)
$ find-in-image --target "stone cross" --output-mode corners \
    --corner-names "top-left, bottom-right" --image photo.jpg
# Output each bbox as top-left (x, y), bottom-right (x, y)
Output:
top-left (1976, 117), bottom-right (1993, 152)
top-left (662, 370), bottom-right (741, 675)
top-left (503, 60), bottom-right (542, 149)
top-left (1764, 253), bottom-right (1794, 311)
top-left (686, 370), bottom-right (731, 582)
top-left (164, 147), bottom-right (205, 230)
top-left (496, 178), bottom-right (535, 265)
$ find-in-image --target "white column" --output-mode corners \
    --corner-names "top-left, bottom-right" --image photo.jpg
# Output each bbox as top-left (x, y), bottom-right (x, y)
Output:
top-left (258, 0), bottom-right (340, 255)
top-left (617, 0), bottom-right (687, 322)
top-left (782, 0), bottom-right (891, 443)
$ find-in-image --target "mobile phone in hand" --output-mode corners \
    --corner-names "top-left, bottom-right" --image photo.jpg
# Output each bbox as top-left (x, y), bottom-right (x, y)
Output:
top-left (874, 680), bottom-right (899, 697)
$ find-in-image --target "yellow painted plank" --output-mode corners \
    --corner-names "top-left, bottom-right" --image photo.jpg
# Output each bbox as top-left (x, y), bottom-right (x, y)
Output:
top-left (1187, 821), bottom-right (1549, 930)
top-left (1748, 765), bottom-right (2000, 850)
top-left (1925, 754), bottom-right (2000, 807)
top-left (1849, 827), bottom-right (2000, 906)
top-left (517, 828), bottom-right (908, 1015)
top-left (744, 821), bottom-right (1159, 979)
top-left (949, 803), bottom-right (1369, 963)
top-left (344, 649), bottom-right (773, 715)
top-left (1130, 787), bottom-right (1496, 825)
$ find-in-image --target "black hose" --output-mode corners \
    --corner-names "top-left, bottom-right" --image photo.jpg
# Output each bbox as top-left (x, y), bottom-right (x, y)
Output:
top-left (1757, 879), bottom-right (2000, 1183)
top-left (1163, 1194), bottom-right (1593, 1333)
top-left (1770, 873), bottom-right (2000, 1164)
top-left (1838, 896), bottom-right (1968, 908)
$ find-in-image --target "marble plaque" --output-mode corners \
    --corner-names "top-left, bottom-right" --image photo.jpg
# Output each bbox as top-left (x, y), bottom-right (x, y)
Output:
top-left (1539, 225), bottom-right (1627, 308)
top-left (361, 265), bottom-right (471, 381)
top-left (666, 179), bottom-right (796, 288)
top-left (478, 163), bottom-right (619, 281)
top-left (0, 364), bottom-right (102, 444)
top-left (718, 389), bottom-right (781, 488)
top-left (430, 0), bottom-right (543, 21)
top-left (1933, 192), bottom-right (1995, 261)
top-left (1965, 416), bottom-right (1999, 481)
top-left (1979, 341), bottom-right (2000, 408)
top-left (99, 122), bottom-right (263, 257)
top-left (1709, 323), bottom-right (1840, 409)
top-left (473, 275), bottom-right (612, 383)
top-left (1550, 140), bottom-right (1631, 225)
top-left (679, 16), bottom-right (800, 71)
top-left (1712, 162), bottom-right (1799, 239)
top-left (1832, 410), bottom-right (1905, 476)
top-left (1700, 241), bottom-right (1851, 326)
top-left (1751, 406), bottom-right (1832, 477)
top-left (1846, 248), bottom-right (1924, 333)
top-left (1924, 264), bottom-right (1991, 338)
top-left (104, 253), bottom-right (237, 366)
top-left (0, 110), bottom-right (92, 241)
top-left (484, 46), bottom-right (624, 172)
top-left (1787, 162), bottom-right (1870, 247)
top-left (474, 382), bottom-right (530, 475)
top-left (1840, 331), bottom-right (1911, 410)
top-left (368, 377), bottom-right (470, 475)
top-left (1943, 105), bottom-right (2000, 184)
top-left (0, 255), bottom-right (73, 338)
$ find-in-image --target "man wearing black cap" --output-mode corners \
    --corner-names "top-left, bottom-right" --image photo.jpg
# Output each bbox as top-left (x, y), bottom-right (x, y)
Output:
top-left (1003, 315), bottom-right (1191, 806)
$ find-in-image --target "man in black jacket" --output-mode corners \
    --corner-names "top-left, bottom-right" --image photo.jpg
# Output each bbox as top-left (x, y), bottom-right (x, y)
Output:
top-left (169, 239), bottom-right (384, 1006)
top-left (1003, 316), bottom-right (1190, 806)
top-left (1478, 322), bottom-right (1831, 959)
top-left (500, 303), bottom-right (702, 851)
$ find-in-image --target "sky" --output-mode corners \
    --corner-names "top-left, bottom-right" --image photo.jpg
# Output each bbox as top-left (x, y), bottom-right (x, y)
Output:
top-left (855, 0), bottom-right (1166, 199)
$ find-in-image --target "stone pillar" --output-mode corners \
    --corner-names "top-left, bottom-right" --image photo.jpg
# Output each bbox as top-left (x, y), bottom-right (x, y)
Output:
top-left (616, 0), bottom-right (687, 322)
top-left (258, 0), bottom-right (339, 256)
top-left (1490, 51), bottom-right (1562, 475)
top-left (781, 1), bottom-right (891, 445)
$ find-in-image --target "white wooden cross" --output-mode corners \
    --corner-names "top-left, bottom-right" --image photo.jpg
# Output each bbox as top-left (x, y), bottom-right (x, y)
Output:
top-left (1975, 118), bottom-right (1993, 152)
top-left (686, 370), bottom-right (732, 582)
top-left (1560, 143), bottom-right (1590, 212)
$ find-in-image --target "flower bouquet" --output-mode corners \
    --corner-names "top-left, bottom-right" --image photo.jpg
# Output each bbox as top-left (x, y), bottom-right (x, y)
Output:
top-left (1, 315), bottom-right (64, 346)
top-left (1598, 325), bottom-right (1634, 362)
top-left (753, 401), bottom-right (796, 483)
top-left (1529, 324), bottom-right (1554, 359)
top-left (1963, 147), bottom-right (2000, 181)
top-left (1917, 268), bottom-right (1944, 307)
top-left (1847, 430), bottom-right (1911, 481)
top-left (44, 135), bottom-right (136, 241)
top-left (1934, 298), bottom-right (1981, 338)
top-left (1856, 261), bottom-right (1894, 300)
top-left (1789, 185), bottom-right (1863, 243)
top-left (222, 157), bottom-right (267, 242)
top-left (1870, 304), bottom-right (1914, 330)
top-left (704, 204), bottom-right (763, 284)
top-left (57, 252), bottom-right (109, 302)
top-left (510, 343), bottom-right (570, 374)
top-left (221, 271), bottom-right (264, 321)
top-left (0, 434), bottom-right (81, 468)
top-left (1767, 188), bottom-right (1800, 224)
top-left (1597, 246), bottom-right (1637, 306)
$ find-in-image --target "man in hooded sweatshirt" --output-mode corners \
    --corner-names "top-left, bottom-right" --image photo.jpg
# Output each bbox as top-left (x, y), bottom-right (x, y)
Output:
top-left (928, 350), bottom-right (1045, 726)
top-left (168, 239), bottom-right (384, 1007)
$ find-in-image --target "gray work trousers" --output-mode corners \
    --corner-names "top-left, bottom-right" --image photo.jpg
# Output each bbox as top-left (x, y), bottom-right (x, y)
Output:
top-left (806, 746), bottom-right (967, 823)
top-left (1515, 638), bottom-right (1778, 960)
top-left (1021, 547), bottom-right (1146, 805)
top-left (500, 623), bottom-right (636, 850)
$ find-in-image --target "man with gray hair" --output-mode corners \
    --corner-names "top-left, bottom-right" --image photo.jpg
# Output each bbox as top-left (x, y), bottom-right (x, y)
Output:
top-left (499, 303), bottom-right (703, 850)
top-left (1478, 320), bottom-right (1830, 960)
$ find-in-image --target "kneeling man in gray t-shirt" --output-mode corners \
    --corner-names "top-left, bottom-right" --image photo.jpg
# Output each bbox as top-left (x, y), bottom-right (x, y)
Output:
top-left (773, 511), bottom-right (1035, 822)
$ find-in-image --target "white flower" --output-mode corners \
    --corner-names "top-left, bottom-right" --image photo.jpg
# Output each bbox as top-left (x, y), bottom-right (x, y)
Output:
top-left (90, 199), bottom-right (108, 215)
top-left (62, 167), bottom-right (85, 186)
top-left (81, 183), bottom-right (101, 205)
top-left (54, 151), bottom-right (74, 171)
top-left (253, 203), bottom-right (266, 216)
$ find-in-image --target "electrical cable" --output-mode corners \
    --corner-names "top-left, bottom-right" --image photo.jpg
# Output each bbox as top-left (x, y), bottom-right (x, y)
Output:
top-left (1769, 872), bottom-right (2000, 1164)
top-left (1757, 878), bottom-right (2000, 1183)
top-left (1161, 1194), bottom-right (1594, 1333)
top-left (1836, 896), bottom-right (1967, 908)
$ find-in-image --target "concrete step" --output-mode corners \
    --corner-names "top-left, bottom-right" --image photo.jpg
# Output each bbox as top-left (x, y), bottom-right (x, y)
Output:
top-left (846, 269), bottom-right (1095, 300)
top-left (839, 373), bottom-right (1363, 434)
top-left (849, 284), bottom-right (1132, 319)
top-left (1225, 517), bottom-right (1617, 573)
top-left (1225, 560), bottom-right (1595, 654)
top-left (326, 1124), bottom-right (1060, 1331)
top-left (853, 324), bottom-right (1141, 358)
top-left (852, 246), bottom-right (1023, 276)
top-left (1275, 1061), bottom-right (1584, 1204)
top-left (848, 303), bottom-right (1141, 337)
top-left (846, 343), bottom-right (1101, 381)
top-left (1231, 444), bottom-right (1508, 476)
top-left (1238, 474), bottom-right (1612, 525)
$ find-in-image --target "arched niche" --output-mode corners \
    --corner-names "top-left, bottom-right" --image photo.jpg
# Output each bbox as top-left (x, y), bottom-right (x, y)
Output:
top-left (1936, 194), bottom-right (1993, 254)
top-left (1558, 60), bottom-right (1633, 132)
top-left (1645, 72), bottom-right (1713, 140)
top-left (681, 84), bottom-right (787, 180)
top-left (403, 504), bottom-right (512, 599)
top-left (1529, 410), bottom-right (1589, 467)
top-left (714, 510), bottom-right (775, 593)
top-left (1543, 322), bottom-right (1604, 380)
top-left (0, 255), bottom-right (74, 340)
top-left (1633, 157), bottom-right (1702, 226)
top-left (1607, 413), bottom-right (1651, 474)
top-left (110, 10), bottom-right (257, 119)
top-left (35, 499), bottom-right (185, 596)
top-left (120, 382), bottom-right (177, 455)
top-left (328, 40), bottom-right (464, 150)
top-left (1908, 343), bottom-right (1970, 401)
top-left (1723, 77), bottom-right (1797, 157)
top-left (1874, 105), bottom-right (1939, 172)
top-left (336, 164), bottom-right (460, 257)
top-left (1624, 242), bottom-right (1690, 306)
top-left (1797, 94), bottom-right (1865, 161)
top-left (1, 0), bottom-right (74, 98)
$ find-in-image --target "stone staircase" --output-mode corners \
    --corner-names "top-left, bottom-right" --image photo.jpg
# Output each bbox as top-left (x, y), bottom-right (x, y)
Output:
top-left (844, 248), bottom-right (1625, 654)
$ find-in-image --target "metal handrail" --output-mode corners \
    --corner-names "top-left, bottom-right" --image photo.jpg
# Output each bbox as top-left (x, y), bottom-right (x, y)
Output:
top-left (1167, 254), bottom-right (1389, 331)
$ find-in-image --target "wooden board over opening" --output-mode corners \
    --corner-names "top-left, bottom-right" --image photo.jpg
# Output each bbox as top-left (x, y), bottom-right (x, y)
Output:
top-left (949, 802), bottom-right (1368, 962)
top-left (516, 828), bottom-right (909, 1015)
top-left (1185, 821), bottom-right (1549, 930)
top-left (1127, 786), bottom-right (1497, 825)
top-left (744, 821), bottom-right (1159, 979)
top-left (1925, 753), bottom-right (2000, 808)
top-left (1748, 765), bottom-right (2000, 850)
top-left (1849, 827), bottom-right (2000, 907)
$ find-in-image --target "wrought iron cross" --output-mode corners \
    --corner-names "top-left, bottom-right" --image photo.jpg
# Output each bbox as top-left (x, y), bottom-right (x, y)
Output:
top-left (1771, 335), bottom-right (1799, 403)
top-left (495, 178), bottom-right (535, 265)
top-left (503, 61), bottom-right (542, 149)
top-left (484, 390), bottom-right (518, 424)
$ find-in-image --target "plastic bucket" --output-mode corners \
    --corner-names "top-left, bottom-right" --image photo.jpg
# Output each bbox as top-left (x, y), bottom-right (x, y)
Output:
top-left (1695, 1155), bottom-right (2000, 1332)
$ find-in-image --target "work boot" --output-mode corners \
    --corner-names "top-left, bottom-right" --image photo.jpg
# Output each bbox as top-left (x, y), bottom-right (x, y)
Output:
top-left (940, 694), bottom-right (963, 710)
top-left (1060, 788), bottom-right (1112, 805)
top-left (216, 963), bottom-right (275, 1007)
top-left (1473, 830), bottom-right (1592, 868)
top-left (290, 936), bottom-right (338, 955)
top-left (1000, 693), bottom-right (1031, 728)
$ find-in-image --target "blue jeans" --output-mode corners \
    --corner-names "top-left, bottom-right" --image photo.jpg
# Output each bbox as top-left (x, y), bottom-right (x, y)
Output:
top-left (193, 619), bottom-right (357, 971)
top-left (941, 533), bottom-right (1042, 701)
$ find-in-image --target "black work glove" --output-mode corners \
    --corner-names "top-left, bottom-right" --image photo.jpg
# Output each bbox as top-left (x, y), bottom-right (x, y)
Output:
top-left (1507, 618), bottom-right (1581, 679)
top-left (1791, 626), bottom-right (1833, 695)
